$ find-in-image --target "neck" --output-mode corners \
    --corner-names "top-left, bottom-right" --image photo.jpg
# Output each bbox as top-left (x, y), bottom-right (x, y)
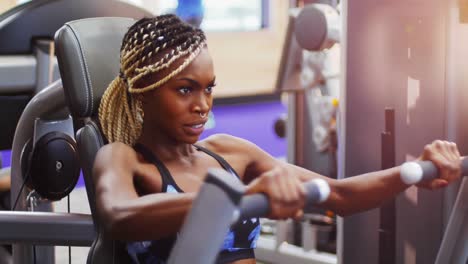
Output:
top-left (136, 128), bottom-right (197, 162)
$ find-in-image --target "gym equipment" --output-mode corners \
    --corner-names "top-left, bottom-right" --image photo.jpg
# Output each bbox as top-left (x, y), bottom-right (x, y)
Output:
top-left (167, 168), bottom-right (330, 264)
top-left (379, 108), bottom-right (396, 264)
top-left (0, 0), bottom-right (151, 150)
top-left (53, 15), bottom-right (336, 264)
top-left (294, 4), bottom-right (340, 52)
top-left (3, 80), bottom-right (95, 264)
top-left (401, 158), bottom-right (468, 185)
top-left (400, 159), bottom-right (468, 264)
top-left (55, 17), bottom-right (139, 264)
top-left (339, 0), bottom-right (468, 263)
top-left (272, 3), bottom-right (340, 263)
top-left (16, 7), bottom-right (464, 264)
top-left (0, 1), bottom-right (151, 263)
top-left (276, 3), bottom-right (340, 174)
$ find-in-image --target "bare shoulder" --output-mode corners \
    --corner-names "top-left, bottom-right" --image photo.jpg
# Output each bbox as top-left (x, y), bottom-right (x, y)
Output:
top-left (199, 134), bottom-right (280, 182)
top-left (199, 134), bottom-right (257, 155)
top-left (198, 134), bottom-right (272, 162)
top-left (93, 142), bottom-right (139, 174)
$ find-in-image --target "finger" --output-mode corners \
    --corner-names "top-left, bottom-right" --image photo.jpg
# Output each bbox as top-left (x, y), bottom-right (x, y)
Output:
top-left (266, 167), bottom-right (287, 202)
top-left (422, 143), bottom-right (435, 160)
top-left (272, 172), bottom-right (290, 203)
top-left (448, 141), bottom-right (461, 160)
top-left (270, 203), bottom-right (292, 220)
top-left (269, 178), bottom-right (284, 203)
top-left (293, 209), bottom-right (304, 221)
top-left (429, 179), bottom-right (449, 190)
top-left (449, 142), bottom-right (462, 180)
top-left (274, 173), bottom-right (291, 203)
top-left (293, 175), bottom-right (307, 195)
top-left (442, 141), bottom-right (458, 161)
top-left (293, 175), bottom-right (307, 204)
top-left (439, 143), bottom-right (462, 182)
top-left (268, 203), bottom-right (281, 219)
top-left (426, 151), bottom-right (455, 182)
top-left (284, 175), bottom-right (300, 202)
top-left (433, 140), bottom-right (448, 159)
top-left (436, 141), bottom-right (458, 165)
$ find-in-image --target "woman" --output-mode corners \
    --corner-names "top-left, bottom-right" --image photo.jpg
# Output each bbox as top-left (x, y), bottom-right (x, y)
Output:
top-left (93, 15), bottom-right (462, 264)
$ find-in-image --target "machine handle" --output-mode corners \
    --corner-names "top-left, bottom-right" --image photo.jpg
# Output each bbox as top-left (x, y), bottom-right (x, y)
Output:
top-left (237, 178), bottom-right (330, 220)
top-left (400, 157), bottom-right (468, 185)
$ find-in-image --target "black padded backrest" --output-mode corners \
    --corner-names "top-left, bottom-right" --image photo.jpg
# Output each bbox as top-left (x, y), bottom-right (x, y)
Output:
top-left (55, 17), bottom-right (135, 118)
top-left (55, 17), bottom-right (135, 264)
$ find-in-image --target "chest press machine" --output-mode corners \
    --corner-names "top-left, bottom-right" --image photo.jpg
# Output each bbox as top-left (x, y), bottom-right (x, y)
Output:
top-left (0, 1), bottom-right (151, 263)
top-left (0, 5), bottom-right (466, 264)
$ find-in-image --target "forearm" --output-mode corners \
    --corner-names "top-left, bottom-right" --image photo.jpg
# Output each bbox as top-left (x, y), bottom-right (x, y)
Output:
top-left (328, 166), bottom-right (407, 216)
top-left (289, 164), bottom-right (408, 216)
top-left (98, 192), bottom-right (196, 241)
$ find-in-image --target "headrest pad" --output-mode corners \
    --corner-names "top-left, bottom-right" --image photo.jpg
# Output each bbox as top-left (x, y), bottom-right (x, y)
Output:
top-left (55, 17), bottom-right (135, 118)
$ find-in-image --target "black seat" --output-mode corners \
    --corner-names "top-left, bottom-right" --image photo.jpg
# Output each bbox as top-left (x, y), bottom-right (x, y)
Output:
top-left (55, 17), bottom-right (136, 264)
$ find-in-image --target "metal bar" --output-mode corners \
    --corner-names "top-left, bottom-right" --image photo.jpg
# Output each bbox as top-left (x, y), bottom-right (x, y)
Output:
top-left (167, 169), bottom-right (244, 264)
top-left (34, 39), bottom-right (60, 93)
top-left (255, 236), bottom-right (337, 264)
top-left (435, 177), bottom-right (468, 264)
top-left (294, 91), bottom-right (305, 167)
top-left (0, 211), bottom-right (94, 246)
top-left (0, 55), bottom-right (36, 93)
top-left (378, 108), bottom-right (396, 264)
top-left (9, 80), bottom-right (68, 264)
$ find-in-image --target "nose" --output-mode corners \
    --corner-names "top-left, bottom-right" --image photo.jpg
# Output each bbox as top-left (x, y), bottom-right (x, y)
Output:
top-left (192, 92), bottom-right (211, 116)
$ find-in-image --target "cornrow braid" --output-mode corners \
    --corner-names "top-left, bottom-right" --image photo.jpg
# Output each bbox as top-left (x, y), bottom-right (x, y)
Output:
top-left (122, 22), bottom-right (198, 75)
top-left (129, 34), bottom-right (200, 88)
top-left (98, 15), bottom-right (207, 146)
top-left (122, 21), bottom-right (186, 69)
top-left (121, 15), bottom-right (177, 52)
top-left (134, 29), bottom-right (201, 73)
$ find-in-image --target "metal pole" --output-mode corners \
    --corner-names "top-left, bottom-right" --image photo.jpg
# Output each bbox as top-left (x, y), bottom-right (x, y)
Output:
top-left (11, 80), bottom-right (66, 264)
top-left (34, 39), bottom-right (59, 93)
top-left (378, 108), bottom-right (396, 264)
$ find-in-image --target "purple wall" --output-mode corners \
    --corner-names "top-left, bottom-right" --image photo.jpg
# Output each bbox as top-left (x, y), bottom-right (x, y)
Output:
top-left (0, 100), bottom-right (287, 188)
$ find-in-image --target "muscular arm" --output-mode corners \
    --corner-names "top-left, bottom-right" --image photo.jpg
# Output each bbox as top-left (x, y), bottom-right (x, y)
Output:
top-left (219, 135), bottom-right (408, 217)
top-left (289, 164), bottom-right (405, 216)
top-left (93, 143), bottom-right (195, 241)
top-left (287, 139), bottom-right (460, 216)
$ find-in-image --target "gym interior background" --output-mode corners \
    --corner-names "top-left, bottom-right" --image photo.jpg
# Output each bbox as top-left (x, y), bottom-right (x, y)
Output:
top-left (0, 0), bottom-right (466, 264)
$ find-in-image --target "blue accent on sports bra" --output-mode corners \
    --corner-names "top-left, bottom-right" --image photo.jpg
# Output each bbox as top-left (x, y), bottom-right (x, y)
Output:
top-left (127, 144), bottom-right (261, 264)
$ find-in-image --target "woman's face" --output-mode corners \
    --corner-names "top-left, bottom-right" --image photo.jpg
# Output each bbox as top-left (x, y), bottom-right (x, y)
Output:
top-left (141, 47), bottom-right (216, 144)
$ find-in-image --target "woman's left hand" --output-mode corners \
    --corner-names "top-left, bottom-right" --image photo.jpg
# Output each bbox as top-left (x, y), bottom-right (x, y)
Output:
top-left (417, 140), bottom-right (462, 190)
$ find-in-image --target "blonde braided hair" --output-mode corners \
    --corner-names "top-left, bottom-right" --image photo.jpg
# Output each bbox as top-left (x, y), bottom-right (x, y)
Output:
top-left (98, 15), bottom-right (207, 145)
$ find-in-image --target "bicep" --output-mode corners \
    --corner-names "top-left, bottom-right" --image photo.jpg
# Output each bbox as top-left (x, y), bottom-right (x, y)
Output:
top-left (233, 137), bottom-right (346, 213)
top-left (92, 145), bottom-right (140, 213)
top-left (239, 139), bottom-right (284, 183)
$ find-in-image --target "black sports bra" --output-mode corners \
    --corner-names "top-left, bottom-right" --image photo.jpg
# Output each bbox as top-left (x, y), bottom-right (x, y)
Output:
top-left (126, 143), bottom-right (261, 264)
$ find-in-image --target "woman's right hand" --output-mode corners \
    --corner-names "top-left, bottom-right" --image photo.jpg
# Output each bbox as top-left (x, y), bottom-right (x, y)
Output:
top-left (245, 164), bottom-right (307, 220)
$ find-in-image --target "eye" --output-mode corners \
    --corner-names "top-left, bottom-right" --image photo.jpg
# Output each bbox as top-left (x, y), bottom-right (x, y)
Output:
top-left (205, 84), bottom-right (216, 94)
top-left (178, 86), bottom-right (192, 95)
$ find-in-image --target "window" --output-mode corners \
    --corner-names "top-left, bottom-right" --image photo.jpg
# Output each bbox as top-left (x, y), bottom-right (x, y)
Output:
top-left (157, 0), bottom-right (268, 31)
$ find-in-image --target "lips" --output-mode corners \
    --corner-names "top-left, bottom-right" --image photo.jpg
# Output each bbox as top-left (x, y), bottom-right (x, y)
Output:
top-left (190, 124), bottom-right (204, 129)
top-left (183, 120), bottom-right (207, 136)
